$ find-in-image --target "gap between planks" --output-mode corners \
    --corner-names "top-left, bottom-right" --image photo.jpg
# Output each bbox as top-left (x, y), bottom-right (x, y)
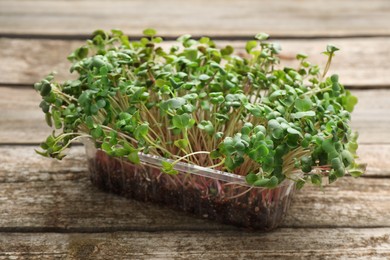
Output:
top-left (2, 33), bottom-right (390, 41)
top-left (1, 0), bottom-right (390, 38)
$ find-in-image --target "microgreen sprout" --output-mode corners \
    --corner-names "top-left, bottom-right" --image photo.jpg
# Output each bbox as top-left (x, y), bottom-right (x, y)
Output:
top-left (35, 29), bottom-right (365, 189)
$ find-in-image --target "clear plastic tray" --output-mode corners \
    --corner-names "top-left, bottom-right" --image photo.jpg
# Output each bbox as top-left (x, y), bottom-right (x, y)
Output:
top-left (84, 139), bottom-right (297, 230)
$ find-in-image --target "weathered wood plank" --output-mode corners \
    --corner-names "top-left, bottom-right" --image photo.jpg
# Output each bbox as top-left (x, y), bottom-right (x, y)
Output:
top-left (1, 0), bottom-right (390, 38)
top-left (0, 147), bottom-right (230, 231)
top-left (350, 90), bottom-right (390, 145)
top-left (0, 174), bottom-right (387, 229)
top-left (1, 38), bottom-right (390, 86)
top-left (357, 145), bottom-right (390, 177)
top-left (286, 178), bottom-right (390, 228)
top-left (0, 39), bottom-right (82, 84)
top-left (0, 229), bottom-right (389, 259)
top-left (0, 146), bottom-right (389, 230)
top-left (0, 87), bottom-right (48, 144)
top-left (0, 87), bottom-right (388, 144)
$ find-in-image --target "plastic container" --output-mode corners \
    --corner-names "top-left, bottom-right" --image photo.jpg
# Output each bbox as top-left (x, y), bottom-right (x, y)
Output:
top-left (84, 140), bottom-right (297, 230)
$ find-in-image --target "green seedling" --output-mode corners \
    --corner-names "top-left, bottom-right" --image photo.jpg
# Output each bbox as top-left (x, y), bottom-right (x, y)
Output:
top-left (35, 29), bottom-right (365, 189)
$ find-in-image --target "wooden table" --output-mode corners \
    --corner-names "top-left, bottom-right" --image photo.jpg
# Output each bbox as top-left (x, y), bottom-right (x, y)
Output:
top-left (1, 1), bottom-right (390, 258)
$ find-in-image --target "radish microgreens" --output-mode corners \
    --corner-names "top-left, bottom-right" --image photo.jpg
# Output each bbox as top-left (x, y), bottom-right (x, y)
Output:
top-left (35, 29), bottom-right (365, 189)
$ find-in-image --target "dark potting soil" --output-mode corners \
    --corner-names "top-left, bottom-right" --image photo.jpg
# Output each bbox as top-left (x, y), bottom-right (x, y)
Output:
top-left (88, 150), bottom-right (295, 230)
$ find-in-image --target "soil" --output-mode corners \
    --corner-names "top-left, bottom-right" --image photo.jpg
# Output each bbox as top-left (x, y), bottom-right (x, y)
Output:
top-left (88, 150), bottom-right (296, 230)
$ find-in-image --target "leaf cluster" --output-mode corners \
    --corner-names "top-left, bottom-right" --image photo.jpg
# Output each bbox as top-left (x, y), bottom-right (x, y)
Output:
top-left (35, 29), bottom-right (365, 188)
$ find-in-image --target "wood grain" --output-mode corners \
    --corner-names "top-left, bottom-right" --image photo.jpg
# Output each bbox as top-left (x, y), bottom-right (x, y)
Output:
top-left (1, 38), bottom-right (390, 86)
top-left (1, 0), bottom-right (390, 38)
top-left (0, 146), bottom-right (389, 230)
top-left (0, 87), bottom-right (388, 144)
top-left (0, 229), bottom-right (389, 259)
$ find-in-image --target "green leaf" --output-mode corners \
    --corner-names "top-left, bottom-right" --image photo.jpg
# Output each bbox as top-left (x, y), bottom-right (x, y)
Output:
top-left (96, 99), bottom-right (106, 109)
top-left (111, 29), bottom-right (124, 36)
top-left (265, 176), bottom-right (278, 188)
top-left (177, 34), bottom-right (192, 44)
top-left (85, 116), bottom-right (95, 129)
top-left (197, 120), bottom-right (214, 135)
top-left (155, 79), bottom-right (165, 87)
top-left (114, 148), bottom-right (129, 157)
top-left (128, 152), bottom-right (140, 164)
top-left (199, 74), bottom-right (210, 81)
top-left (52, 109), bottom-right (62, 129)
top-left (268, 119), bottom-right (284, 139)
top-left (161, 161), bottom-right (178, 175)
top-left (330, 74), bottom-right (339, 83)
top-left (221, 45), bottom-right (234, 56)
top-left (255, 33), bottom-right (269, 41)
top-left (294, 97), bottom-right (312, 111)
top-left (172, 114), bottom-right (191, 129)
top-left (134, 124), bottom-right (149, 139)
top-left (343, 92), bottom-right (358, 112)
top-left (291, 111), bottom-right (315, 119)
top-left (327, 44), bottom-right (340, 53)
top-left (322, 139), bottom-right (335, 153)
top-left (241, 127), bottom-right (251, 136)
top-left (162, 161), bottom-right (172, 170)
top-left (90, 104), bottom-right (99, 114)
top-left (143, 28), bottom-right (157, 37)
top-left (200, 100), bottom-right (210, 110)
top-left (174, 139), bottom-right (189, 149)
top-left (210, 149), bottom-right (221, 159)
top-left (92, 29), bottom-right (108, 39)
top-left (301, 164), bottom-right (312, 174)
top-left (269, 90), bottom-right (286, 101)
top-left (296, 179), bottom-right (306, 190)
top-left (287, 127), bottom-right (302, 137)
top-left (311, 174), bottom-right (322, 186)
top-left (153, 37), bottom-right (163, 43)
top-left (253, 125), bottom-right (266, 135)
top-left (101, 142), bottom-right (112, 153)
top-left (234, 141), bottom-right (246, 151)
top-left (331, 157), bottom-right (343, 169)
top-left (341, 150), bottom-right (354, 167)
top-left (184, 48), bottom-right (198, 61)
top-left (296, 53), bottom-right (308, 60)
top-left (349, 169), bottom-right (364, 178)
top-left (75, 46), bottom-right (89, 60)
top-left (245, 40), bottom-right (257, 53)
top-left (39, 101), bottom-right (50, 113)
top-left (214, 132), bottom-right (224, 139)
top-left (334, 167), bottom-right (345, 178)
top-left (245, 173), bottom-right (258, 185)
top-left (253, 178), bottom-right (270, 187)
top-left (91, 125), bottom-right (103, 138)
top-left (328, 172), bottom-right (338, 184)
top-left (161, 97), bottom-right (186, 111)
top-left (199, 37), bottom-right (210, 44)
top-left (259, 143), bottom-right (270, 154)
top-left (45, 112), bottom-right (52, 127)
top-left (40, 82), bottom-right (51, 97)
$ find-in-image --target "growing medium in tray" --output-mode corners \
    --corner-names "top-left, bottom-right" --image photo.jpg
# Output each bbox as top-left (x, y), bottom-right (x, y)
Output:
top-left (34, 29), bottom-right (365, 229)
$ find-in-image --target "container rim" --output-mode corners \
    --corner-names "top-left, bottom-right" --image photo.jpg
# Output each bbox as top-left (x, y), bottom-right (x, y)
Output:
top-left (83, 138), bottom-right (298, 188)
